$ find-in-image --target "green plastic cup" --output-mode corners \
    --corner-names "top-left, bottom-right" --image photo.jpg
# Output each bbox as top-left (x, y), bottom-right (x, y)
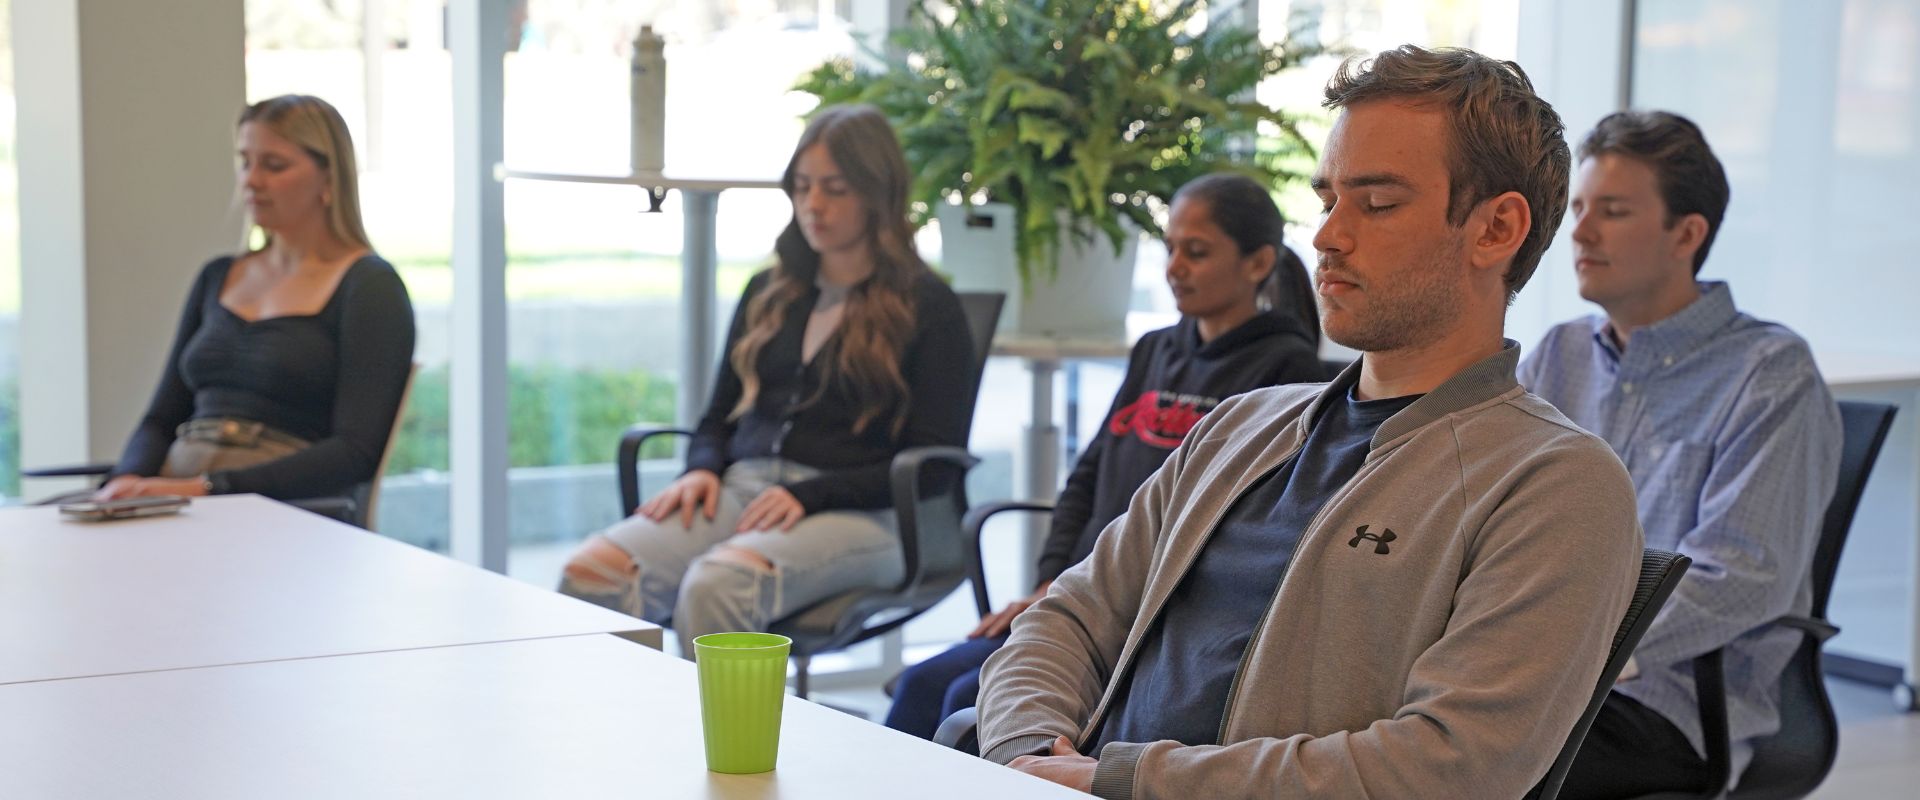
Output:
top-left (693, 632), bottom-right (791, 774)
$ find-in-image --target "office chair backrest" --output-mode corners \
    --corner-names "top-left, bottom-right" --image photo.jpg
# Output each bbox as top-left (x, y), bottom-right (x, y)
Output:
top-left (955, 292), bottom-right (1007, 434)
top-left (352, 362), bottom-right (421, 530)
top-left (1530, 549), bottom-right (1692, 800)
top-left (898, 291), bottom-right (1004, 595)
top-left (1731, 400), bottom-right (1896, 799)
top-left (1810, 401), bottom-right (1896, 618)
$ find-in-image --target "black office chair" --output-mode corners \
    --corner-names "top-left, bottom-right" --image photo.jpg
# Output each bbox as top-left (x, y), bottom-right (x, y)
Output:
top-left (617, 291), bottom-right (1006, 698)
top-left (933, 548), bottom-right (1692, 785)
top-left (1527, 548), bottom-right (1694, 799)
top-left (1319, 358), bottom-right (1354, 381)
top-left (1631, 400), bottom-right (1898, 800)
top-left (957, 500), bottom-right (1057, 624)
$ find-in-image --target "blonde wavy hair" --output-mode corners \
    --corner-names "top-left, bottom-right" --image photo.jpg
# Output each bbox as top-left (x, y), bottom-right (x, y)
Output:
top-left (729, 105), bottom-right (926, 436)
top-left (237, 95), bottom-right (373, 252)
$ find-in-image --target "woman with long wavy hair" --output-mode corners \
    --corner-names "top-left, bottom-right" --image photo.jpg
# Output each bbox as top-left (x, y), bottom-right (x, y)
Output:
top-left (558, 105), bottom-right (975, 655)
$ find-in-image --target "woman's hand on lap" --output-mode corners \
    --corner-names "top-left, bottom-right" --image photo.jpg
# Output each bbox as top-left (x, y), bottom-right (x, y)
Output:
top-left (638, 469), bottom-right (721, 528)
top-left (968, 581), bottom-right (1052, 639)
top-left (736, 486), bottom-right (805, 533)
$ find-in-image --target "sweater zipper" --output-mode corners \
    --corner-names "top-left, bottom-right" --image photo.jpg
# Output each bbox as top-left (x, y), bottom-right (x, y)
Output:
top-left (770, 361), bottom-right (805, 483)
top-left (1212, 456), bottom-right (1379, 745)
top-left (1082, 437), bottom-right (1309, 746)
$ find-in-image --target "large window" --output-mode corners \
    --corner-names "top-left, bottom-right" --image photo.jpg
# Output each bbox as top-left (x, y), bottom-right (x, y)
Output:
top-left (246, 0), bottom-right (453, 551)
top-left (0, 0), bottom-right (18, 501)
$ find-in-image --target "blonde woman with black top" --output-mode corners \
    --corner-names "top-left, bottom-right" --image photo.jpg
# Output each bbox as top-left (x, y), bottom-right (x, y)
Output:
top-left (96, 95), bottom-right (415, 503)
top-left (558, 105), bottom-right (975, 655)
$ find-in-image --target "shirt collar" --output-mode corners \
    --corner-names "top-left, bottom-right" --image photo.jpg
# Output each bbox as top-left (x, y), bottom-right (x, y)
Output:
top-left (1314, 339), bottom-right (1523, 449)
top-left (1588, 281), bottom-right (1737, 363)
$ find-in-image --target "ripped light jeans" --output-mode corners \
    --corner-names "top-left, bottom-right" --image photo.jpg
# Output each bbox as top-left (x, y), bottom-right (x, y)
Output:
top-left (558, 458), bottom-right (903, 656)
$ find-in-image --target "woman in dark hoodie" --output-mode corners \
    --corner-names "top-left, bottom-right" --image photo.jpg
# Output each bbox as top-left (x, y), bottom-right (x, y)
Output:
top-left (884, 173), bottom-right (1324, 739)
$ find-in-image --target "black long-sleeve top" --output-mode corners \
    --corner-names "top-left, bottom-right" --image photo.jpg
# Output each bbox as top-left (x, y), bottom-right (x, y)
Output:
top-left (111, 255), bottom-right (416, 500)
top-left (1035, 312), bottom-right (1322, 586)
top-left (685, 268), bottom-right (975, 512)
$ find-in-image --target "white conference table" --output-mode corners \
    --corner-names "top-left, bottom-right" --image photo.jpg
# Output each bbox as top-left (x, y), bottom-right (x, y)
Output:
top-left (0, 634), bottom-right (1085, 800)
top-left (0, 495), bottom-right (660, 685)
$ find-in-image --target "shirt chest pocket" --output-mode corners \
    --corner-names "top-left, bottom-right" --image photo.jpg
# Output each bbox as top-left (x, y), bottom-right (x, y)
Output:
top-left (1626, 439), bottom-right (1714, 548)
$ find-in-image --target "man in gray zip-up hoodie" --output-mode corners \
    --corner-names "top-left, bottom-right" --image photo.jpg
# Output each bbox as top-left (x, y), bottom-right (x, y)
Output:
top-left (978, 46), bottom-right (1645, 800)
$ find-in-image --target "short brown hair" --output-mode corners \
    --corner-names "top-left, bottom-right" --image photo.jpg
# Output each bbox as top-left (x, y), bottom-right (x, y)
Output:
top-left (1578, 111), bottom-right (1729, 275)
top-left (1323, 46), bottom-right (1570, 302)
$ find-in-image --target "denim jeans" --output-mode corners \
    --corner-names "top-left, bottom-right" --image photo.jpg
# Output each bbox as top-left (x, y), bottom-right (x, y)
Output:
top-left (883, 634), bottom-right (1007, 740)
top-left (560, 458), bottom-right (903, 655)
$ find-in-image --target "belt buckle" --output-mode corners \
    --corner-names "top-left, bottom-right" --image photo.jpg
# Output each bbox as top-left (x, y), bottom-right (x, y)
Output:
top-left (219, 419), bottom-right (261, 446)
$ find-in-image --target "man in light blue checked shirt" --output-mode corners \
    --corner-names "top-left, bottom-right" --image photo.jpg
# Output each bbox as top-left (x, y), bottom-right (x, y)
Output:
top-left (1520, 110), bottom-right (1842, 798)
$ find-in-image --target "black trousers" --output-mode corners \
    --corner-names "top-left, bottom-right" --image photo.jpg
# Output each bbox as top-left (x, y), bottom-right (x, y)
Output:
top-left (1555, 693), bottom-right (1717, 800)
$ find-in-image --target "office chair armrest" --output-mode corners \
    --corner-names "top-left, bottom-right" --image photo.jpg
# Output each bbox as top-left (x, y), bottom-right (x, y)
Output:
top-left (23, 463), bottom-right (116, 478)
top-left (933, 706), bottom-right (981, 754)
top-left (286, 496), bottom-right (361, 527)
top-left (960, 500), bottom-right (1057, 617)
top-left (1770, 614), bottom-right (1840, 642)
top-left (889, 446), bottom-right (981, 596)
top-left (1689, 648), bottom-right (1734, 798)
top-left (617, 424), bottom-right (693, 516)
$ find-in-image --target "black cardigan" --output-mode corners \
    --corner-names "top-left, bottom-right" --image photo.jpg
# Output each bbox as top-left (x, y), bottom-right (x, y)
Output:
top-left (1036, 312), bottom-right (1323, 585)
top-left (685, 268), bottom-right (975, 512)
top-left (111, 255), bottom-right (416, 500)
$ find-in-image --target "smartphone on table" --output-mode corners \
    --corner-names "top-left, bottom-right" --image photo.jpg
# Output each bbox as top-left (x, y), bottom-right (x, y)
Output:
top-left (59, 495), bottom-right (191, 522)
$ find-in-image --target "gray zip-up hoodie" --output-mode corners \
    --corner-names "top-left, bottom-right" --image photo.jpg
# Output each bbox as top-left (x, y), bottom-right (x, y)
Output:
top-left (978, 343), bottom-right (1643, 799)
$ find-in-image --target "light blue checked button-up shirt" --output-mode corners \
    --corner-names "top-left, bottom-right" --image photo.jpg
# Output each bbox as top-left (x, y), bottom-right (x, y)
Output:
top-left (1519, 281), bottom-right (1841, 771)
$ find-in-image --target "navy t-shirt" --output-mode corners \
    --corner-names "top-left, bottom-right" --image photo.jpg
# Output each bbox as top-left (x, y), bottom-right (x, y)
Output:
top-left (1093, 386), bottom-right (1422, 752)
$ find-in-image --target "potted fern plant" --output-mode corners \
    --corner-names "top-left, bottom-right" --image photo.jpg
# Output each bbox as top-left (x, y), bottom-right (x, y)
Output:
top-left (796, 0), bottom-right (1319, 337)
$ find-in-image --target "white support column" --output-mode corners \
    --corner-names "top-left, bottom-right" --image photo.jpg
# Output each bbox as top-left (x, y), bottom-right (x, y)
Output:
top-left (1020, 358), bottom-right (1060, 591)
top-left (362, 0), bottom-right (387, 170)
top-left (12, 0), bottom-right (245, 496)
top-left (850, 0), bottom-right (909, 66)
top-left (449, 0), bottom-right (510, 572)
top-left (678, 191), bottom-right (719, 430)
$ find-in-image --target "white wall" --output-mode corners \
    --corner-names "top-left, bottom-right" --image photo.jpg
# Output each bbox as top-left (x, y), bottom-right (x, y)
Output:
top-left (14, 0), bottom-right (246, 489)
top-left (1632, 0), bottom-right (1920, 359)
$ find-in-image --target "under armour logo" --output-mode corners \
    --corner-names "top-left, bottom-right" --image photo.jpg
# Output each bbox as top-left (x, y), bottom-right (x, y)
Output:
top-left (1348, 524), bottom-right (1397, 555)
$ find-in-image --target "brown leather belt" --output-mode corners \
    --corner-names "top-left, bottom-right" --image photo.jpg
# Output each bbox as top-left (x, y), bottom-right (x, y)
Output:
top-left (177, 417), bottom-right (311, 450)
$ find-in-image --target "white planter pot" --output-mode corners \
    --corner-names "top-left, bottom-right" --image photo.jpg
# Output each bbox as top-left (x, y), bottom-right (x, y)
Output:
top-left (936, 201), bottom-right (1136, 339)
